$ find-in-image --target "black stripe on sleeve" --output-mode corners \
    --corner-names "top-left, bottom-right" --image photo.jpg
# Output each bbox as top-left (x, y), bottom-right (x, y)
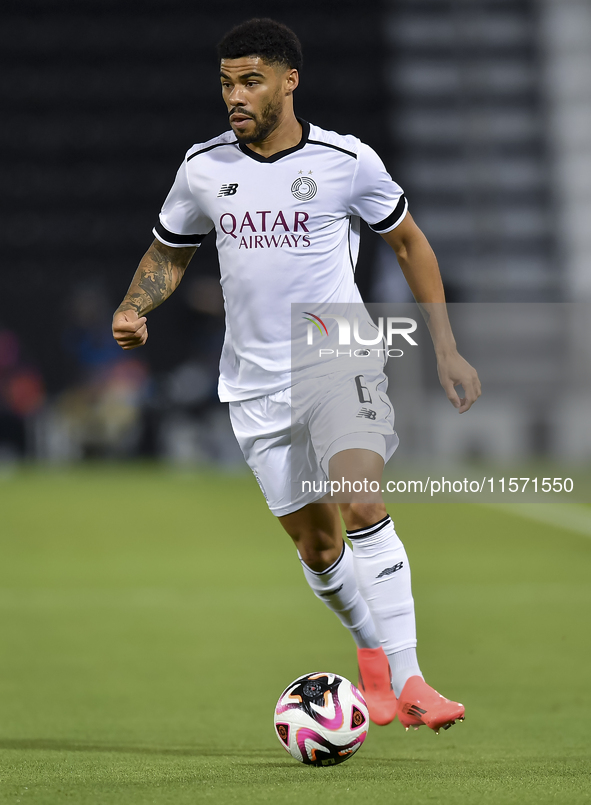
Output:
top-left (368, 195), bottom-right (408, 233)
top-left (153, 221), bottom-right (207, 246)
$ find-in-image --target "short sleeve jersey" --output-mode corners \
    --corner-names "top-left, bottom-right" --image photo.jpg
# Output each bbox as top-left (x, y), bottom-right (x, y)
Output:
top-left (154, 120), bottom-right (407, 402)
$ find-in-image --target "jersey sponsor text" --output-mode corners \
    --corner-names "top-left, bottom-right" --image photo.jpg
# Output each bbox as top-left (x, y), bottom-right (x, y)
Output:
top-left (219, 210), bottom-right (311, 249)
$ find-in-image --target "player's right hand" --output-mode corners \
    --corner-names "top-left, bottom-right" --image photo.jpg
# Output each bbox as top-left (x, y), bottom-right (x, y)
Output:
top-left (112, 310), bottom-right (148, 350)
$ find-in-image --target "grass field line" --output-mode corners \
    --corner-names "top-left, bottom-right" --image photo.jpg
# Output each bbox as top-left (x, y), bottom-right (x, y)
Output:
top-left (483, 502), bottom-right (591, 538)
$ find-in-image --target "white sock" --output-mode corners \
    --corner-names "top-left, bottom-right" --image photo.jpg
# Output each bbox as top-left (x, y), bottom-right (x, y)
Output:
top-left (299, 543), bottom-right (380, 649)
top-left (388, 647), bottom-right (423, 697)
top-left (347, 515), bottom-right (423, 696)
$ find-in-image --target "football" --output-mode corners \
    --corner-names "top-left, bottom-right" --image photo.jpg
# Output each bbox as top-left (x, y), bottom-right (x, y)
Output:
top-left (273, 671), bottom-right (369, 766)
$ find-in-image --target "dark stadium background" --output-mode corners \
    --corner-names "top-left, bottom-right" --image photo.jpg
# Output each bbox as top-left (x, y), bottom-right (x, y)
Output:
top-left (2, 0), bottom-right (399, 461)
top-left (2, 0), bottom-right (588, 467)
top-left (2, 0), bottom-right (390, 390)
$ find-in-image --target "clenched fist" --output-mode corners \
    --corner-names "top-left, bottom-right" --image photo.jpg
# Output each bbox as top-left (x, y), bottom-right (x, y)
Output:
top-left (112, 310), bottom-right (148, 350)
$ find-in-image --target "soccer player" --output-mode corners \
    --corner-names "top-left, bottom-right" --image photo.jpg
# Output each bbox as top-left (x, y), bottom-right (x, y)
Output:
top-left (112, 18), bottom-right (481, 733)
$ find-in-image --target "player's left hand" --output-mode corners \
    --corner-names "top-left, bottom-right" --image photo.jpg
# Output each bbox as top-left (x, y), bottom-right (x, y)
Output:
top-left (436, 351), bottom-right (481, 413)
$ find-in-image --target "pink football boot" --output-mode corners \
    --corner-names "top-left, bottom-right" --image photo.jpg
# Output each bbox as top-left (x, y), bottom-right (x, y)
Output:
top-left (357, 647), bottom-right (397, 726)
top-left (397, 675), bottom-right (465, 733)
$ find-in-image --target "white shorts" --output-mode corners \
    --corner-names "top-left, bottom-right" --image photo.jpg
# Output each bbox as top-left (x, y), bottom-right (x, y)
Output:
top-left (229, 367), bottom-right (398, 517)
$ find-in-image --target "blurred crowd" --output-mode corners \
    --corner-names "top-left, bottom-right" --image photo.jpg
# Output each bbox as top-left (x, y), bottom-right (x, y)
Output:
top-left (0, 248), bottom-right (406, 469)
top-left (0, 329), bottom-right (45, 463)
top-left (0, 276), bottom-right (244, 469)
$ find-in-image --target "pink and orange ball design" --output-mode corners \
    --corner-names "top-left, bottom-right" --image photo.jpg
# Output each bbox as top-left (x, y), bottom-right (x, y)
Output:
top-left (273, 672), bottom-right (369, 766)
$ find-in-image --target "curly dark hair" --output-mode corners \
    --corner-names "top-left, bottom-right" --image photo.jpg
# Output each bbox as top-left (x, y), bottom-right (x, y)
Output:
top-left (217, 18), bottom-right (303, 72)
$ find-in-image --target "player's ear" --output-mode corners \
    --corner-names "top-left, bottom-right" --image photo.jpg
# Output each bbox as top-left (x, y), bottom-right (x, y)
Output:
top-left (285, 68), bottom-right (299, 95)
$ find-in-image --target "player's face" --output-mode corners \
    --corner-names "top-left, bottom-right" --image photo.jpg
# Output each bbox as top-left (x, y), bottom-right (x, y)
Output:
top-left (220, 57), bottom-right (295, 144)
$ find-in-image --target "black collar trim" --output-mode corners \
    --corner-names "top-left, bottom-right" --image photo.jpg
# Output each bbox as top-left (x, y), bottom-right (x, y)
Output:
top-left (238, 119), bottom-right (310, 163)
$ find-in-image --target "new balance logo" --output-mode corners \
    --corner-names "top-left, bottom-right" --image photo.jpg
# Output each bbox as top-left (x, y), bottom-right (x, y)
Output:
top-left (218, 183), bottom-right (239, 197)
top-left (356, 408), bottom-right (376, 420)
top-left (376, 561), bottom-right (404, 578)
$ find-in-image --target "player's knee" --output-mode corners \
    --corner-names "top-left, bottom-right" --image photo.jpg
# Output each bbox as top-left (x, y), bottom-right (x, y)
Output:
top-left (296, 531), bottom-right (343, 572)
top-left (340, 501), bottom-right (387, 532)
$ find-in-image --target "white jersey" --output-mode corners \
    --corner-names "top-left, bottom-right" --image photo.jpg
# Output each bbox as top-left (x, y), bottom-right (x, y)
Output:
top-left (153, 120), bottom-right (407, 401)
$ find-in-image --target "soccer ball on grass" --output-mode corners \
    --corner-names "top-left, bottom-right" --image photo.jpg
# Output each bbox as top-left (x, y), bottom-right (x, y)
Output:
top-left (273, 671), bottom-right (369, 766)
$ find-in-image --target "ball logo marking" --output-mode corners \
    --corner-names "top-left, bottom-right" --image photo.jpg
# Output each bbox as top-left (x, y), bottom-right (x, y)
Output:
top-left (276, 723), bottom-right (290, 746)
top-left (291, 177), bottom-right (317, 201)
top-left (303, 681), bottom-right (323, 698)
top-left (351, 705), bottom-right (366, 728)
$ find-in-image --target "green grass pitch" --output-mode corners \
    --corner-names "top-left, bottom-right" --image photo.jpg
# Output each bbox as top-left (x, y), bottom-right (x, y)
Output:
top-left (1, 465), bottom-right (589, 804)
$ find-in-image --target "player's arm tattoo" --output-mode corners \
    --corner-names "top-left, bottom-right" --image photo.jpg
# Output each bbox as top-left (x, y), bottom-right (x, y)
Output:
top-left (115, 240), bottom-right (197, 317)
